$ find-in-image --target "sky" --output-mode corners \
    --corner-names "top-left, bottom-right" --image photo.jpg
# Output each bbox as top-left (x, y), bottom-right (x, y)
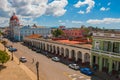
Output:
top-left (0, 0), bottom-right (120, 29)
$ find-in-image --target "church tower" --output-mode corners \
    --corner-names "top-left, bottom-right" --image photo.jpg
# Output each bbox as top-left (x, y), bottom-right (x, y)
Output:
top-left (9, 13), bottom-right (20, 39)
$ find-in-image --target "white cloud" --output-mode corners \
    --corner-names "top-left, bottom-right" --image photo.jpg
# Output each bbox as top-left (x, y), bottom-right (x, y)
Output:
top-left (20, 18), bottom-right (37, 26)
top-left (87, 18), bottom-right (120, 24)
top-left (74, 0), bottom-right (95, 13)
top-left (0, 17), bottom-right (9, 27)
top-left (72, 21), bottom-right (82, 24)
top-left (58, 20), bottom-right (62, 23)
top-left (107, 2), bottom-right (111, 6)
top-left (0, 0), bottom-right (68, 18)
top-left (10, 0), bottom-right (48, 18)
top-left (46, 0), bottom-right (68, 16)
top-left (78, 10), bottom-right (85, 14)
top-left (59, 22), bottom-right (66, 25)
top-left (100, 7), bottom-right (110, 11)
top-left (0, 0), bottom-right (68, 27)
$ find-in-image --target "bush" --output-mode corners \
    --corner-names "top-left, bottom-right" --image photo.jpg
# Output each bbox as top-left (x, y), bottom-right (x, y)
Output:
top-left (0, 50), bottom-right (10, 64)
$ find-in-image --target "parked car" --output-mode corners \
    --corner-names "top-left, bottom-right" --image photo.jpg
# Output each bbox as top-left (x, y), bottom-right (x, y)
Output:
top-left (8, 47), bottom-right (17, 52)
top-left (32, 47), bottom-right (37, 51)
top-left (12, 48), bottom-right (17, 51)
top-left (19, 57), bottom-right (27, 63)
top-left (36, 49), bottom-right (41, 53)
top-left (51, 57), bottom-right (60, 62)
top-left (68, 63), bottom-right (80, 70)
top-left (80, 68), bottom-right (93, 76)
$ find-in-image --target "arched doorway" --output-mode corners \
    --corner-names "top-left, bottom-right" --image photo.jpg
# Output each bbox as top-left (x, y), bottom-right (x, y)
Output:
top-left (84, 53), bottom-right (90, 66)
top-left (52, 46), bottom-right (56, 54)
top-left (77, 51), bottom-right (82, 63)
top-left (47, 44), bottom-right (49, 52)
top-left (71, 50), bottom-right (75, 61)
top-left (50, 45), bottom-right (52, 53)
top-left (61, 47), bottom-right (64, 57)
top-left (40, 42), bottom-right (42, 49)
top-left (65, 48), bottom-right (69, 58)
top-left (42, 43), bottom-right (45, 51)
top-left (57, 47), bottom-right (60, 55)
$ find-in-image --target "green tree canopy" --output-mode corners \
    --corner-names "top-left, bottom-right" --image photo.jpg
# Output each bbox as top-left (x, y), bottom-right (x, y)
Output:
top-left (52, 29), bottom-right (64, 37)
top-left (0, 50), bottom-right (10, 64)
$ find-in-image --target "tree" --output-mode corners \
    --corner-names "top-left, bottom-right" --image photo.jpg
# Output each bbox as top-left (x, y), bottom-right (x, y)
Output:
top-left (52, 29), bottom-right (64, 37)
top-left (0, 50), bottom-right (10, 64)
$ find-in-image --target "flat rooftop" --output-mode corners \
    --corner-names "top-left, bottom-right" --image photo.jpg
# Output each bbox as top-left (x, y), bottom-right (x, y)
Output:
top-left (30, 38), bottom-right (92, 50)
top-left (56, 40), bottom-right (92, 49)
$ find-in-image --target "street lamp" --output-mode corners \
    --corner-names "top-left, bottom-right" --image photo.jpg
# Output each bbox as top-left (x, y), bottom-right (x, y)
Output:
top-left (36, 61), bottom-right (39, 80)
top-left (11, 51), bottom-right (14, 61)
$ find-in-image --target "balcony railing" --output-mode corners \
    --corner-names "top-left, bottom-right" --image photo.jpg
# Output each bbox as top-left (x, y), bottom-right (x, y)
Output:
top-left (91, 49), bottom-right (120, 56)
top-left (93, 32), bottom-right (120, 38)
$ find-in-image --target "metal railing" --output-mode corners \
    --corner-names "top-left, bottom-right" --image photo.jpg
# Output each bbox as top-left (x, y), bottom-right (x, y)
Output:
top-left (91, 49), bottom-right (120, 56)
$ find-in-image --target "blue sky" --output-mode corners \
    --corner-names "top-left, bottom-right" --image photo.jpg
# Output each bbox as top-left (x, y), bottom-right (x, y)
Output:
top-left (0, 0), bottom-right (120, 29)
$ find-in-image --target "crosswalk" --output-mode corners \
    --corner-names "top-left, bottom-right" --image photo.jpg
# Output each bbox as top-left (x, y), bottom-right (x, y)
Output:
top-left (64, 72), bottom-right (91, 80)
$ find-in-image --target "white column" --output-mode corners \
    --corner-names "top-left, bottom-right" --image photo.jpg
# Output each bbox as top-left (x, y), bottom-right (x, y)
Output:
top-left (82, 54), bottom-right (85, 63)
top-left (119, 43), bottom-right (120, 53)
top-left (18, 30), bottom-right (21, 41)
top-left (64, 50), bottom-right (66, 57)
top-left (75, 53), bottom-right (78, 62)
top-left (116, 61), bottom-right (119, 71)
top-left (59, 49), bottom-right (61, 55)
top-left (69, 51), bottom-right (72, 59)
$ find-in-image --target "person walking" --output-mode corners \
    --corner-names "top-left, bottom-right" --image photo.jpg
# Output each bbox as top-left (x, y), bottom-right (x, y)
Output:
top-left (32, 58), bottom-right (35, 64)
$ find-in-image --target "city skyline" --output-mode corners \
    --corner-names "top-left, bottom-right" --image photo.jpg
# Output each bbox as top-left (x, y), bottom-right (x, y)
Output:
top-left (0, 0), bottom-right (120, 29)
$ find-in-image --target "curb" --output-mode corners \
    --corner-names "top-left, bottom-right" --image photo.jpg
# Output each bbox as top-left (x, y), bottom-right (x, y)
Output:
top-left (6, 47), bottom-right (37, 80)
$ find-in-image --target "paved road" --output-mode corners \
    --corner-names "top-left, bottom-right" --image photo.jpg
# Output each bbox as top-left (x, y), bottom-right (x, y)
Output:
top-left (6, 39), bottom-right (100, 80)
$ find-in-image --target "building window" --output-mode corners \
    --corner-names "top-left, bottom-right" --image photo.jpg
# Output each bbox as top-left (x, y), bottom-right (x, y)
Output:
top-left (32, 31), bottom-right (34, 34)
top-left (103, 41), bottom-right (111, 52)
top-left (95, 41), bottom-right (100, 50)
top-left (113, 42), bottom-right (119, 53)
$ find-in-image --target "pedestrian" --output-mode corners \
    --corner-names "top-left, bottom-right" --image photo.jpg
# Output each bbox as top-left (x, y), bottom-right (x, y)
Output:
top-left (32, 58), bottom-right (35, 64)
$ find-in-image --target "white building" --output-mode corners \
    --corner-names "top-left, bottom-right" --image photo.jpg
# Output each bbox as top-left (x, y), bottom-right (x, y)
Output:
top-left (9, 13), bottom-right (51, 41)
top-left (13, 25), bottom-right (51, 41)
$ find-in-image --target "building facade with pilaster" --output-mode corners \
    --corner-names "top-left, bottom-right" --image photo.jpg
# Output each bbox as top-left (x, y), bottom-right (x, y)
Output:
top-left (91, 32), bottom-right (120, 74)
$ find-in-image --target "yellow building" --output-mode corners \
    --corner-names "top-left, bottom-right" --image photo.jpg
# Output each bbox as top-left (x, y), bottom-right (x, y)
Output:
top-left (91, 32), bottom-right (120, 75)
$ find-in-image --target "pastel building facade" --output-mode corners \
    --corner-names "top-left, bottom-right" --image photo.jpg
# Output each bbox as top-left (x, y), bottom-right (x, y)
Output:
top-left (63, 29), bottom-right (84, 38)
top-left (9, 13), bottom-right (20, 38)
top-left (91, 32), bottom-right (120, 74)
top-left (13, 25), bottom-right (51, 41)
top-left (9, 13), bottom-right (51, 41)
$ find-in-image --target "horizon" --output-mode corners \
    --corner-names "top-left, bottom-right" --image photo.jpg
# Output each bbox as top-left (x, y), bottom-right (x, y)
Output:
top-left (0, 0), bottom-right (120, 29)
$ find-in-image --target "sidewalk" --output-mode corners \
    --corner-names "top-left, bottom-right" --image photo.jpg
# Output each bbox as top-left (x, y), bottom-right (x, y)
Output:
top-left (0, 43), bottom-right (36, 80)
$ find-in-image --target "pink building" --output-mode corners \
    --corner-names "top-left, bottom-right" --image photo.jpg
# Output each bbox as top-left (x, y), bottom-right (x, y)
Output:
top-left (63, 29), bottom-right (84, 38)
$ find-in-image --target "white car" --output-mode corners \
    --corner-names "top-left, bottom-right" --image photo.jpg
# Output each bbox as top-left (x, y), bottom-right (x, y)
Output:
top-left (52, 57), bottom-right (60, 62)
top-left (68, 64), bottom-right (80, 70)
top-left (19, 57), bottom-right (27, 63)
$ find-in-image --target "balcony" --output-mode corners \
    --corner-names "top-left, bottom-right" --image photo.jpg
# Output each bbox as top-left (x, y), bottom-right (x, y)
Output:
top-left (91, 49), bottom-right (120, 57)
top-left (93, 32), bottom-right (120, 39)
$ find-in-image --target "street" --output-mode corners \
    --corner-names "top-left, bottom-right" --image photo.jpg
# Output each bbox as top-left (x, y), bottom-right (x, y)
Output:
top-left (6, 39), bottom-right (100, 80)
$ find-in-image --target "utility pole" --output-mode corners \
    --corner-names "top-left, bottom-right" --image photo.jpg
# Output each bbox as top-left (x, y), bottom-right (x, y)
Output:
top-left (11, 51), bottom-right (14, 61)
top-left (36, 61), bottom-right (39, 80)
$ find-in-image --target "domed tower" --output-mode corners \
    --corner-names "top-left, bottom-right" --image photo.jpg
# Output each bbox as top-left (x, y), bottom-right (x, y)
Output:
top-left (9, 13), bottom-right (20, 39)
top-left (9, 13), bottom-right (19, 27)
